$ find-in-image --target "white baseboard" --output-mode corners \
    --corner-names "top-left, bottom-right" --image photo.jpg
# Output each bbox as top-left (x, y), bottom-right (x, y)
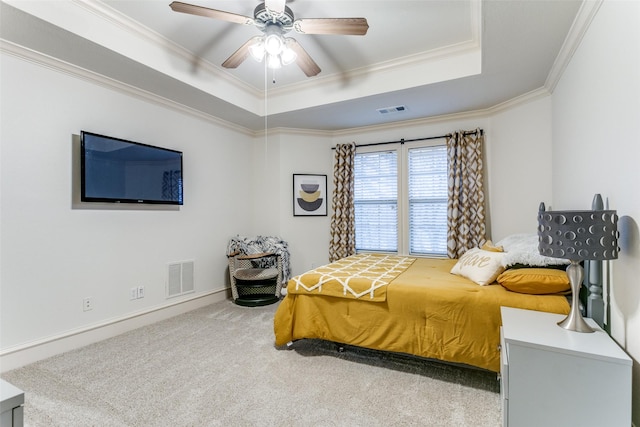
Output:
top-left (0, 290), bottom-right (229, 373)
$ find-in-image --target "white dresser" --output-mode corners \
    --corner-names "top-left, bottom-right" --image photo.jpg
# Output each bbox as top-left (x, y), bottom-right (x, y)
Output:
top-left (500, 307), bottom-right (631, 427)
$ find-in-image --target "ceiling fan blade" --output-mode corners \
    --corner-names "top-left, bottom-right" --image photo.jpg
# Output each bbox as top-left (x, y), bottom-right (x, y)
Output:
top-left (169, 1), bottom-right (254, 26)
top-left (265, 0), bottom-right (286, 15)
top-left (294, 18), bottom-right (369, 36)
top-left (222, 36), bottom-right (261, 69)
top-left (288, 39), bottom-right (321, 77)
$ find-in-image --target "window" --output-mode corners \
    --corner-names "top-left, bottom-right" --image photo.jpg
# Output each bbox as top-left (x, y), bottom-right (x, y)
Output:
top-left (407, 146), bottom-right (448, 255)
top-left (354, 151), bottom-right (397, 252)
top-left (354, 142), bottom-right (448, 256)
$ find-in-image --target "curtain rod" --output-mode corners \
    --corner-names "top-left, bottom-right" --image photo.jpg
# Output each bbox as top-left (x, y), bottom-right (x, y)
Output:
top-left (332, 129), bottom-right (483, 150)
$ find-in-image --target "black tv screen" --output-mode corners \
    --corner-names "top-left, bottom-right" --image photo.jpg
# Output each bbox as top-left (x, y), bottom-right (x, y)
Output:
top-left (81, 131), bottom-right (183, 205)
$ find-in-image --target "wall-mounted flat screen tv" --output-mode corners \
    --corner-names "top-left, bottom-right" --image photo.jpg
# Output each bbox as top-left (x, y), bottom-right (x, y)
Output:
top-left (81, 131), bottom-right (183, 205)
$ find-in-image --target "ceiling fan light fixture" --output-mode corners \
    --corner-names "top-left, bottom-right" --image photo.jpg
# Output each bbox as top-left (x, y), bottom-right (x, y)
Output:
top-left (280, 48), bottom-right (297, 66)
top-left (249, 38), bottom-right (266, 61)
top-left (266, 53), bottom-right (282, 69)
top-left (264, 33), bottom-right (283, 56)
top-left (281, 39), bottom-right (298, 65)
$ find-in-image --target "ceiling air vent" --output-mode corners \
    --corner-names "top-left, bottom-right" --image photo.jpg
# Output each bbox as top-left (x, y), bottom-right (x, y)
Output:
top-left (376, 105), bottom-right (407, 115)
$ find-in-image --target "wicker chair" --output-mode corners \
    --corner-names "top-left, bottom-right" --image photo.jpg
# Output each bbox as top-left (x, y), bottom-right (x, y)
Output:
top-left (227, 251), bottom-right (284, 307)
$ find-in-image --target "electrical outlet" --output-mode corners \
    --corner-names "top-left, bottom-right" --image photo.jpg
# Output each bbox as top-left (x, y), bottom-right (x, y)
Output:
top-left (83, 297), bottom-right (93, 311)
top-left (130, 287), bottom-right (138, 300)
top-left (137, 285), bottom-right (145, 298)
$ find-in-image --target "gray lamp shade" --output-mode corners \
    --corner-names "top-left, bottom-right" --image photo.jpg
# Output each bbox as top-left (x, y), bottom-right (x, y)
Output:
top-left (538, 210), bottom-right (619, 261)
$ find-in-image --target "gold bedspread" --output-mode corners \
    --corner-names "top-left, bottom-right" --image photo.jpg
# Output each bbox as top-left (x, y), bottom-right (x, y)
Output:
top-left (288, 253), bottom-right (416, 301)
top-left (274, 257), bottom-right (570, 372)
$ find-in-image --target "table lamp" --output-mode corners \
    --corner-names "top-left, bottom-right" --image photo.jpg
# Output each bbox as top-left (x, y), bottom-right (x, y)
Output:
top-left (537, 208), bottom-right (619, 332)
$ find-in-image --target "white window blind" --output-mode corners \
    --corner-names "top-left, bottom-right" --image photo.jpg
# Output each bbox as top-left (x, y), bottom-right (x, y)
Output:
top-left (408, 146), bottom-right (448, 255)
top-left (354, 142), bottom-right (448, 256)
top-left (354, 150), bottom-right (398, 252)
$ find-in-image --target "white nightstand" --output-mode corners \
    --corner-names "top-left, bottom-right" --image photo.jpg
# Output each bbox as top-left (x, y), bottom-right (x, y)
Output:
top-left (1, 379), bottom-right (24, 427)
top-left (500, 307), bottom-right (631, 427)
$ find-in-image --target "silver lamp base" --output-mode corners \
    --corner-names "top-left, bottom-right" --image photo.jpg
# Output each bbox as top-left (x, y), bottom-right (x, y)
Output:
top-left (558, 260), bottom-right (595, 333)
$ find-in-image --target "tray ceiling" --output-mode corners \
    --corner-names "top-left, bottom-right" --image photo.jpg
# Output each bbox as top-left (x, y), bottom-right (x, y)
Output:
top-left (1, 0), bottom-right (584, 131)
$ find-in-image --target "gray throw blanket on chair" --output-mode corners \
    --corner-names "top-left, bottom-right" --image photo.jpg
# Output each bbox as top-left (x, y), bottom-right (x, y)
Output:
top-left (227, 235), bottom-right (292, 284)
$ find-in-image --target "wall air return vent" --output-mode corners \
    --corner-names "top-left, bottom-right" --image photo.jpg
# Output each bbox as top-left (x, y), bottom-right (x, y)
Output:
top-left (376, 105), bottom-right (407, 115)
top-left (167, 260), bottom-right (195, 298)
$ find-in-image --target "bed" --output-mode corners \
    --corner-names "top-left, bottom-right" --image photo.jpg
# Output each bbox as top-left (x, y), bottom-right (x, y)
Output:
top-left (273, 235), bottom-right (572, 373)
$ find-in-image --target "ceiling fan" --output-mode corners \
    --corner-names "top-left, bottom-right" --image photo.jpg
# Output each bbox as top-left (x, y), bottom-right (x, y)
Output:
top-left (169, 0), bottom-right (369, 77)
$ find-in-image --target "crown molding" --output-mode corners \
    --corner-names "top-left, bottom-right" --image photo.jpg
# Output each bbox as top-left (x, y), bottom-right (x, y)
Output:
top-left (267, 40), bottom-right (481, 100)
top-left (484, 87), bottom-right (551, 116)
top-left (0, 39), bottom-right (254, 137)
top-left (545, 0), bottom-right (603, 93)
top-left (73, 0), bottom-right (262, 99)
top-left (2, 37), bottom-right (553, 141)
top-left (254, 127), bottom-right (333, 139)
top-left (331, 108), bottom-right (487, 140)
top-left (331, 87), bottom-right (550, 139)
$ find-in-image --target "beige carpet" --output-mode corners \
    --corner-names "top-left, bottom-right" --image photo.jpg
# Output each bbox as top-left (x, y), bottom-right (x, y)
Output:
top-left (2, 300), bottom-right (502, 426)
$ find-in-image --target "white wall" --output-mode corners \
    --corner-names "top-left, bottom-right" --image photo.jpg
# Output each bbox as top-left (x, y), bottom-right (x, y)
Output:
top-left (0, 52), bottom-right (253, 359)
top-left (487, 95), bottom-right (554, 240)
top-left (251, 131), bottom-right (334, 276)
top-left (551, 0), bottom-right (640, 423)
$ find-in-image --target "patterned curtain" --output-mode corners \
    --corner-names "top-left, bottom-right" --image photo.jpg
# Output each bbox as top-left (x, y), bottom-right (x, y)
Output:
top-left (446, 129), bottom-right (487, 258)
top-left (329, 143), bottom-right (357, 262)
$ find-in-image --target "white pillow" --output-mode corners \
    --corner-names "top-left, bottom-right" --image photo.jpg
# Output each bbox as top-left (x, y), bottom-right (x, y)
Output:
top-left (495, 233), bottom-right (569, 267)
top-left (450, 248), bottom-right (506, 286)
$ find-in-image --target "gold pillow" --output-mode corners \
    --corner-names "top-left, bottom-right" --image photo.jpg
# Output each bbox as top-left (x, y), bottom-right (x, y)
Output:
top-left (497, 268), bottom-right (570, 294)
top-left (481, 240), bottom-right (504, 252)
